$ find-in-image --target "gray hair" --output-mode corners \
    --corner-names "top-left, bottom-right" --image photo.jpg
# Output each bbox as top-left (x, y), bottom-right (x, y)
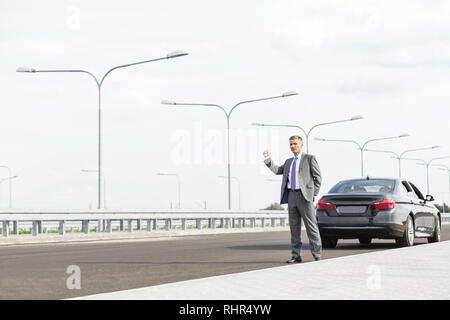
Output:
top-left (289, 135), bottom-right (303, 142)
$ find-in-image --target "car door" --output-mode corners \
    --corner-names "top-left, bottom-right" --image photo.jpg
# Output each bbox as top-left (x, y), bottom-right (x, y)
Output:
top-left (402, 181), bottom-right (422, 233)
top-left (408, 182), bottom-right (434, 235)
top-left (398, 180), bottom-right (414, 215)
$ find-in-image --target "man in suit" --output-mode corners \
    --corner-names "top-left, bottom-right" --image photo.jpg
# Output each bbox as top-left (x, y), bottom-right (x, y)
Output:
top-left (263, 135), bottom-right (322, 263)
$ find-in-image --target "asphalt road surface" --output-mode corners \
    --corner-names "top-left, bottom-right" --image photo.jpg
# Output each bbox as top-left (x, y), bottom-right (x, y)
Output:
top-left (1, 225), bottom-right (449, 299)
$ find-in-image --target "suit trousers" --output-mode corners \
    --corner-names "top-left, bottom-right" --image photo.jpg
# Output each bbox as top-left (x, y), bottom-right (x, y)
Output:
top-left (287, 190), bottom-right (322, 259)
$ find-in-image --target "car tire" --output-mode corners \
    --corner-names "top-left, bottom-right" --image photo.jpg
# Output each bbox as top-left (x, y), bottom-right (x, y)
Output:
top-left (321, 236), bottom-right (338, 248)
top-left (358, 237), bottom-right (372, 246)
top-left (395, 215), bottom-right (414, 247)
top-left (427, 217), bottom-right (440, 243)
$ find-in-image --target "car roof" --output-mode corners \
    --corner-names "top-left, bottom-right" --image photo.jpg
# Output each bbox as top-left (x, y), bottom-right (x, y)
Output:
top-left (337, 177), bottom-right (400, 183)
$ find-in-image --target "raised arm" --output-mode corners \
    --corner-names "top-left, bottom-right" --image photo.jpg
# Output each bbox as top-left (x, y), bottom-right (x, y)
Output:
top-left (263, 150), bottom-right (284, 175)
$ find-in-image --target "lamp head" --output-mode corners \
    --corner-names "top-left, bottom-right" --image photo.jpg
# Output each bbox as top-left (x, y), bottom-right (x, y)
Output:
top-left (281, 91), bottom-right (298, 97)
top-left (166, 50), bottom-right (188, 59)
top-left (16, 67), bottom-right (36, 73)
top-left (161, 100), bottom-right (176, 105)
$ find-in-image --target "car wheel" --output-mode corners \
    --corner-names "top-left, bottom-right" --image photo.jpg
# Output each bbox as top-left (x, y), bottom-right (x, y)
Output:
top-left (321, 236), bottom-right (338, 248)
top-left (427, 217), bottom-right (440, 243)
top-left (358, 237), bottom-right (372, 246)
top-left (396, 215), bottom-right (414, 247)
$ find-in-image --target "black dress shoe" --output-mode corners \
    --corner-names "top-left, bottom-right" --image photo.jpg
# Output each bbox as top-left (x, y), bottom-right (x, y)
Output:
top-left (314, 257), bottom-right (321, 261)
top-left (286, 257), bottom-right (302, 263)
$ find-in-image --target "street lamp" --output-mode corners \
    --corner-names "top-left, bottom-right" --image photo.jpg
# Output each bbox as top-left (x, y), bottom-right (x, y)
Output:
top-left (363, 145), bottom-right (440, 177)
top-left (17, 50), bottom-right (188, 209)
top-left (402, 156), bottom-right (450, 194)
top-left (0, 165), bottom-right (14, 208)
top-left (162, 91), bottom-right (297, 210)
top-left (157, 173), bottom-right (181, 209)
top-left (436, 165), bottom-right (450, 211)
top-left (81, 169), bottom-right (106, 209)
top-left (0, 175), bottom-right (18, 208)
top-left (218, 175), bottom-right (241, 210)
top-left (252, 115), bottom-right (363, 154)
top-left (314, 134), bottom-right (410, 177)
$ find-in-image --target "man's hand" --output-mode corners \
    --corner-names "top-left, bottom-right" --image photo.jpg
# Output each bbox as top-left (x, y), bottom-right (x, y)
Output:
top-left (263, 150), bottom-right (271, 158)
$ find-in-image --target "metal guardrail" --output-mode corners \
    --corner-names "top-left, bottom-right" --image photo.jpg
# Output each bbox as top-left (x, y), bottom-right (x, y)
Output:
top-left (2, 210), bottom-right (447, 238)
top-left (0, 210), bottom-right (287, 237)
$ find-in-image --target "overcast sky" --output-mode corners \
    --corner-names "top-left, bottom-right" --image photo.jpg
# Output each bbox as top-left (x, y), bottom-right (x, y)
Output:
top-left (1, 0), bottom-right (450, 210)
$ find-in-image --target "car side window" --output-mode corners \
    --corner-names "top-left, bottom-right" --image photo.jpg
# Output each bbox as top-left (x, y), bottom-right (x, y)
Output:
top-left (403, 181), bottom-right (418, 199)
top-left (399, 181), bottom-right (410, 196)
top-left (408, 182), bottom-right (425, 200)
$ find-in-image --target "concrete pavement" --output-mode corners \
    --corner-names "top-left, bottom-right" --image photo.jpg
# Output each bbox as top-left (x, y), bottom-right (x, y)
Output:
top-left (72, 240), bottom-right (450, 300)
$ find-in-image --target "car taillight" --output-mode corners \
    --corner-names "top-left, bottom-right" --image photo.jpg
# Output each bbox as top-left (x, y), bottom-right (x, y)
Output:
top-left (370, 199), bottom-right (396, 210)
top-left (317, 200), bottom-right (335, 210)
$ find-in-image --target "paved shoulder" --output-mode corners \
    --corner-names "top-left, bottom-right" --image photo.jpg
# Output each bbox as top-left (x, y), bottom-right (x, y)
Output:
top-left (72, 240), bottom-right (450, 300)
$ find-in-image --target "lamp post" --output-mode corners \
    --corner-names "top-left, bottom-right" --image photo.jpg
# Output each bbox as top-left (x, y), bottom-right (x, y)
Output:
top-left (162, 91), bottom-right (297, 210)
top-left (314, 134), bottom-right (409, 177)
top-left (81, 169), bottom-right (106, 209)
top-left (0, 165), bottom-right (14, 208)
top-left (17, 50), bottom-right (188, 209)
top-left (0, 175), bottom-right (18, 208)
top-left (157, 173), bottom-right (181, 209)
top-left (436, 165), bottom-right (450, 212)
top-left (434, 192), bottom-right (449, 214)
top-left (363, 145), bottom-right (440, 177)
top-left (402, 156), bottom-right (450, 194)
top-left (218, 175), bottom-right (241, 210)
top-left (252, 116), bottom-right (363, 153)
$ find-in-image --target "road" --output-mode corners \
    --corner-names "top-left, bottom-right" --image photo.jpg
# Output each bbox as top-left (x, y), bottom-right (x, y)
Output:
top-left (1, 225), bottom-right (449, 299)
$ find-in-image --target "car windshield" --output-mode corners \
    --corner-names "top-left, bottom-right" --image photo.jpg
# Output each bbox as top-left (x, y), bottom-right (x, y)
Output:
top-left (329, 179), bottom-right (396, 193)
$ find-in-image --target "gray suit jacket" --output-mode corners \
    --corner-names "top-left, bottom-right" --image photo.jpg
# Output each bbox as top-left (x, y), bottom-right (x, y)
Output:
top-left (264, 154), bottom-right (322, 204)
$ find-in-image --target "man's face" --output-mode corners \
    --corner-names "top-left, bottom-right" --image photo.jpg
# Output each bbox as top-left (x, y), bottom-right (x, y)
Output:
top-left (289, 138), bottom-right (303, 156)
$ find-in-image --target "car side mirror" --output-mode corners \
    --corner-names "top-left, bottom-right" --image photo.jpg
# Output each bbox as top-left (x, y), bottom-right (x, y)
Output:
top-left (425, 195), bottom-right (434, 202)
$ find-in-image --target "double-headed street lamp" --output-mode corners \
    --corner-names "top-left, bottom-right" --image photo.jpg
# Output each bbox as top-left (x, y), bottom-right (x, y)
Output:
top-left (435, 165), bottom-right (450, 208)
top-left (252, 116), bottom-right (363, 153)
top-left (314, 134), bottom-right (410, 177)
top-left (363, 145), bottom-right (440, 177)
top-left (402, 156), bottom-right (450, 194)
top-left (17, 50), bottom-right (188, 209)
top-left (0, 175), bottom-right (18, 208)
top-left (416, 163), bottom-right (450, 210)
top-left (157, 173), bottom-right (181, 209)
top-left (162, 91), bottom-right (298, 210)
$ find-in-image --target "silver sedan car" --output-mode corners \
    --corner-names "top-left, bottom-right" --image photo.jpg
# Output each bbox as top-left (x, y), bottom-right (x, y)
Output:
top-left (316, 177), bottom-right (441, 248)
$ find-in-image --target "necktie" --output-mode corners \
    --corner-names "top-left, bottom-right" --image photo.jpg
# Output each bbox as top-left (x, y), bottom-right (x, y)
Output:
top-left (291, 157), bottom-right (298, 190)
